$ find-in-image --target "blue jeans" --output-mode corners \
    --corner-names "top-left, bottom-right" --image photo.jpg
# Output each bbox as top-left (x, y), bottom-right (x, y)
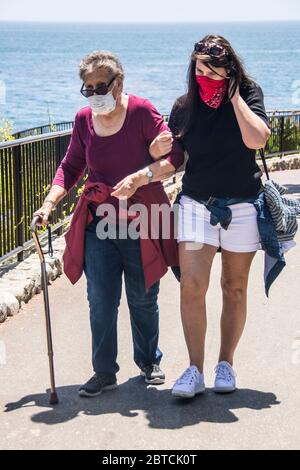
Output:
top-left (83, 215), bottom-right (162, 377)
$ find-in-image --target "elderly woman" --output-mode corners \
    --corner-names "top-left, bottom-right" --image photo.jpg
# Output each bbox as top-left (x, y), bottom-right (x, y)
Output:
top-left (151, 35), bottom-right (271, 398)
top-left (34, 51), bottom-right (184, 397)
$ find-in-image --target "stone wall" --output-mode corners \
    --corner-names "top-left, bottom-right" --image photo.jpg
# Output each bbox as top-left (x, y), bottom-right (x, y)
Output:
top-left (0, 237), bottom-right (65, 324)
top-left (257, 154), bottom-right (300, 172)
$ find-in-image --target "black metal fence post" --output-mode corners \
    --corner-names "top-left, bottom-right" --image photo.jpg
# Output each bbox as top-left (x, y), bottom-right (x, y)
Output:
top-left (12, 144), bottom-right (24, 262)
top-left (280, 116), bottom-right (285, 156)
top-left (54, 136), bottom-right (63, 236)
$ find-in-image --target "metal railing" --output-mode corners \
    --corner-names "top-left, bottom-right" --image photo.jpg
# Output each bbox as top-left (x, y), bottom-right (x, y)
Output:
top-left (12, 121), bottom-right (74, 140)
top-left (11, 111), bottom-right (300, 155)
top-left (1, 110), bottom-right (300, 263)
top-left (265, 111), bottom-right (300, 156)
top-left (0, 130), bottom-right (85, 262)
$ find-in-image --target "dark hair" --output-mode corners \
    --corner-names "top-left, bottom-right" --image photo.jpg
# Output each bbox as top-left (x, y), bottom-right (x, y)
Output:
top-left (176, 34), bottom-right (255, 138)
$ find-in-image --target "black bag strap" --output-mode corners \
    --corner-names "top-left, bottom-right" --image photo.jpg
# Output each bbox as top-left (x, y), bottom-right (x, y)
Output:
top-left (259, 148), bottom-right (270, 181)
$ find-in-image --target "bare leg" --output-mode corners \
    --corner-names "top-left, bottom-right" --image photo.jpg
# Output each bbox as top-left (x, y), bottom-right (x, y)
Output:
top-left (219, 249), bottom-right (257, 366)
top-left (179, 242), bottom-right (218, 373)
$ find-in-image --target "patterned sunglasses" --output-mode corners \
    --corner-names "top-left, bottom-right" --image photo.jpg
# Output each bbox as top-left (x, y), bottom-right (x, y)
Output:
top-left (194, 42), bottom-right (228, 58)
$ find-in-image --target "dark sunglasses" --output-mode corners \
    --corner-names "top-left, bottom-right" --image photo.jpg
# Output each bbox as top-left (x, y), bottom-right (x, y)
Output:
top-left (80, 76), bottom-right (116, 98)
top-left (194, 42), bottom-right (228, 58)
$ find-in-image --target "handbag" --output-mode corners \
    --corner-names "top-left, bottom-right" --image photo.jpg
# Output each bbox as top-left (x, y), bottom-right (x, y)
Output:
top-left (258, 148), bottom-right (300, 241)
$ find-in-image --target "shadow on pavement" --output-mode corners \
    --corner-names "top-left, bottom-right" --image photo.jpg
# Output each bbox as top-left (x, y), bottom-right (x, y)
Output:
top-left (4, 377), bottom-right (280, 430)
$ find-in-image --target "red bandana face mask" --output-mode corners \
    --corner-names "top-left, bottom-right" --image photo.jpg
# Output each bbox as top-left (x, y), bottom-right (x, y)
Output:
top-left (196, 74), bottom-right (228, 109)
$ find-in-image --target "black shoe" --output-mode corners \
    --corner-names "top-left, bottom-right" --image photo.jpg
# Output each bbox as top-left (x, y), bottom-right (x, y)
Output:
top-left (79, 373), bottom-right (118, 397)
top-left (140, 364), bottom-right (165, 384)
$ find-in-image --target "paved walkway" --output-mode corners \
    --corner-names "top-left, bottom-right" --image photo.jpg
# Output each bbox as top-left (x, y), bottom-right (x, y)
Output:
top-left (1, 171), bottom-right (300, 450)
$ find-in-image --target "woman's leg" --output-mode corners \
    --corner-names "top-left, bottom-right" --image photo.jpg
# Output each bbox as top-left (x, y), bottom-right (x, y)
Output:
top-left (179, 242), bottom-right (218, 373)
top-left (219, 202), bottom-right (260, 366)
top-left (219, 249), bottom-right (256, 365)
top-left (121, 237), bottom-right (162, 371)
top-left (84, 221), bottom-right (123, 377)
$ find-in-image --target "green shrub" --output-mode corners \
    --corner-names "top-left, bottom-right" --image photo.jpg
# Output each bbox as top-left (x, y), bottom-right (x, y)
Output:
top-left (0, 119), bottom-right (15, 142)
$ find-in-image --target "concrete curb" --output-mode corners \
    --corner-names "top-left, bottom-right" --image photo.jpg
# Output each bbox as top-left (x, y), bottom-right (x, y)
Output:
top-left (0, 237), bottom-right (65, 323)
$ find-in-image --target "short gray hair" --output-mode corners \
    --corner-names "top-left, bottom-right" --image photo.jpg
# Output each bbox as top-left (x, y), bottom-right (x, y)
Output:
top-left (79, 50), bottom-right (124, 81)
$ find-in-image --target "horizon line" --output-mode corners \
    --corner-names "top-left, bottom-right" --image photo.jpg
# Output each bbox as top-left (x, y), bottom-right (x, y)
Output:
top-left (1, 19), bottom-right (300, 24)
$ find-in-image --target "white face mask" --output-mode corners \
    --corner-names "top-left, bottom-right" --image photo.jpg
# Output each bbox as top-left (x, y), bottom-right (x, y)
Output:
top-left (88, 89), bottom-right (117, 115)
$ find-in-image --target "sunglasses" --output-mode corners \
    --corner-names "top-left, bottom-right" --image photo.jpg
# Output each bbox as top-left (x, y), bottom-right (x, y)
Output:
top-left (194, 42), bottom-right (228, 58)
top-left (80, 76), bottom-right (116, 98)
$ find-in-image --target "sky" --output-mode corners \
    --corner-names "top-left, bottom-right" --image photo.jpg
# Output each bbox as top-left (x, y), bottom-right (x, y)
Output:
top-left (1, 0), bottom-right (300, 23)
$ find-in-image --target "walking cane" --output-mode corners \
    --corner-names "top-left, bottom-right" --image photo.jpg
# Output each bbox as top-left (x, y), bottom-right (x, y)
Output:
top-left (31, 215), bottom-right (59, 405)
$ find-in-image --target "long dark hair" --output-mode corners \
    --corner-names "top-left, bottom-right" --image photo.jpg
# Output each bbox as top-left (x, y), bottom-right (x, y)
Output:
top-left (176, 34), bottom-right (255, 138)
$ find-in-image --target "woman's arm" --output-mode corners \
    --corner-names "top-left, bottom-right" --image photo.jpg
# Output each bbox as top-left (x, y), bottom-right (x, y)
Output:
top-left (149, 99), bottom-right (183, 159)
top-left (33, 185), bottom-right (67, 225)
top-left (111, 99), bottom-right (184, 199)
top-left (231, 86), bottom-right (271, 149)
top-left (33, 113), bottom-right (86, 225)
top-left (51, 113), bottom-right (87, 192)
top-left (149, 130), bottom-right (174, 159)
top-left (142, 99), bottom-right (184, 169)
top-left (110, 159), bottom-right (175, 199)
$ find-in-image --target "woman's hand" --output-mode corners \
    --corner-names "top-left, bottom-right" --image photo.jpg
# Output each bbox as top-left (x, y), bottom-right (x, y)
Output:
top-left (149, 130), bottom-right (174, 159)
top-left (111, 172), bottom-right (146, 200)
top-left (32, 201), bottom-right (53, 226)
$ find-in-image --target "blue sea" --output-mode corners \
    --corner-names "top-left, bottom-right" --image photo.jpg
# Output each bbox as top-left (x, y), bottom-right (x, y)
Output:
top-left (0, 21), bottom-right (300, 133)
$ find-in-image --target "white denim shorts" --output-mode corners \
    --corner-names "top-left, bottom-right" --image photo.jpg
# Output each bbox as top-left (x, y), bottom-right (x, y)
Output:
top-left (177, 194), bottom-right (261, 252)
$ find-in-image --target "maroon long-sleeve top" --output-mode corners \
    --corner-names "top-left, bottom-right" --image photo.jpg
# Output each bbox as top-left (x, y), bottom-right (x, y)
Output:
top-left (52, 94), bottom-right (184, 195)
top-left (52, 95), bottom-right (184, 289)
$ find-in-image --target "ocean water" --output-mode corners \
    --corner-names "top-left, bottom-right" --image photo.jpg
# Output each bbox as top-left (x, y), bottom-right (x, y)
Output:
top-left (0, 21), bottom-right (300, 132)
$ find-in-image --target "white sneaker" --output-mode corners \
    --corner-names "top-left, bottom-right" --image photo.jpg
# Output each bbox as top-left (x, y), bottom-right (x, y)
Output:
top-left (214, 361), bottom-right (236, 393)
top-left (172, 365), bottom-right (205, 398)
